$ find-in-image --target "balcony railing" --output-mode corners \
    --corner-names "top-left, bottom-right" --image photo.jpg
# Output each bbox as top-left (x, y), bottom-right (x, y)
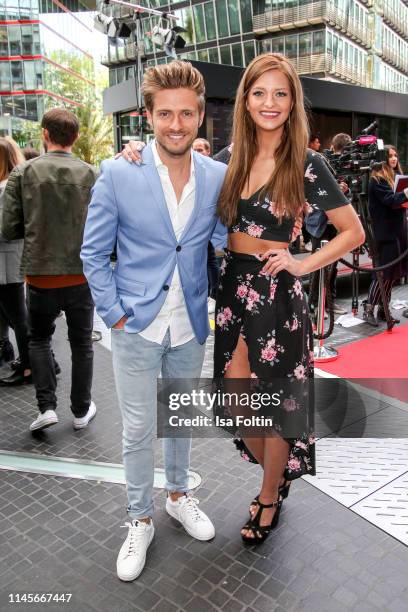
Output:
top-left (382, 1), bottom-right (408, 40)
top-left (287, 51), bottom-right (369, 88)
top-left (253, 1), bottom-right (371, 48)
top-left (381, 44), bottom-right (408, 74)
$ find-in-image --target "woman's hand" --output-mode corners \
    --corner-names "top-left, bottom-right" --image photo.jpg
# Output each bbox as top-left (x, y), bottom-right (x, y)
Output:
top-left (260, 249), bottom-right (304, 277)
top-left (114, 140), bottom-right (145, 163)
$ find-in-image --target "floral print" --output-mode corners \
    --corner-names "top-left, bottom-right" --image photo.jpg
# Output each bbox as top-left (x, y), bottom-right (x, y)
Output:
top-left (228, 150), bottom-right (349, 243)
top-left (214, 250), bottom-right (315, 481)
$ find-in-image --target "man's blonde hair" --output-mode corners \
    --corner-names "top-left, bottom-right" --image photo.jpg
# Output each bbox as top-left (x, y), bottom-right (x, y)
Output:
top-left (142, 60), bottom-right (205, 112)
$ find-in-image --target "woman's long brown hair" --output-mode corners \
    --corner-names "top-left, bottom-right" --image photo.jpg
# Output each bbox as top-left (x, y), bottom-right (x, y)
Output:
top-left (0, 137), bottom-right (25, 182)
top-left (371, 145), bottom-right (403, 188)
top-left (217, 53), bottom-right (309, 226)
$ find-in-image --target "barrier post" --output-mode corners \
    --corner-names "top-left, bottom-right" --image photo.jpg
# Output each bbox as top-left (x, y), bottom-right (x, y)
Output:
top-left (314, 240), bottom-right (339, 363)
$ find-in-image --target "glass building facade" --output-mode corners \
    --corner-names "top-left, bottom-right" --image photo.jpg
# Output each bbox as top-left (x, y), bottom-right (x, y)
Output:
top-left (103, 0), bottom-right (408, 95)
top-left (0, 0), bottom-right (95, 138)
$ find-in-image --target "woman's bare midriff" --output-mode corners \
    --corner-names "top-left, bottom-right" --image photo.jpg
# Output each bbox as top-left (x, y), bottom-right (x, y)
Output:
top-left (228, 232), bottom-right (289, 255)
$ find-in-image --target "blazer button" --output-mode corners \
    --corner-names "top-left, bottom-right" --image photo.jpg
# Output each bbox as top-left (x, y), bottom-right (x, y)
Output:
top-left (176, 245), bottom-right (182, 252)
top-left (163, 285), bottom-right (169, 291)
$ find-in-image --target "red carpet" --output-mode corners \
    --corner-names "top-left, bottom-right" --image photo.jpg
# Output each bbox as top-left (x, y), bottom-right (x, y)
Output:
top-left (318, 323), bottom-right (408, 403)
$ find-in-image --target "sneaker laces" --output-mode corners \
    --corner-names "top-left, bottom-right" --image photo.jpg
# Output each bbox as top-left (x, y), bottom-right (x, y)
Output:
top-left (120, 520), bottom-right (148, 555)
top-left (178, 496), bottom-right (203, 523)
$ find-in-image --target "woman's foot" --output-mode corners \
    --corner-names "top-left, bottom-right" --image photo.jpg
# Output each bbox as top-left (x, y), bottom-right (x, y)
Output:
top-left (241, 496), bottom-right (282, 544)
top-left (248, 479), bottom-right (291, 518)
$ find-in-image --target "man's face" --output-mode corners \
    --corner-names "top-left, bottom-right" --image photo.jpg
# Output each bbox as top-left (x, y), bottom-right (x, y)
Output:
top-left (147, 88), bottom-right (204, 158)
top-left (193, 140), bottom-right (210, 156)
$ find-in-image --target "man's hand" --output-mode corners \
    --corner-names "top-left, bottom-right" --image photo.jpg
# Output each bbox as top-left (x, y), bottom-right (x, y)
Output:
top-left (112, 315), bottom-right (128, 330)
top-left (114, 141), bottom-right (145, 164)
top-left (339, 181), bottom-right (348, 193)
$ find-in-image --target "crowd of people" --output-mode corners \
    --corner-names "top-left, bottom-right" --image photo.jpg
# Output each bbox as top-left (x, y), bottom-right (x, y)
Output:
top-left (0, 52), bottom-right (407, 583)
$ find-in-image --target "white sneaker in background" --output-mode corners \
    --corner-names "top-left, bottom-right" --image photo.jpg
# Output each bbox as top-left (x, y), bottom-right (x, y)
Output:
top-left (117, 519), bottom-right (154, 582)
top-left (73, 401), bottom-right (96, 430)
top-left (166, 494), bottom-right (215, 541)
top-left (304, 241), bottom-right (313, 252)
top-left (30, 409), bottom-right (58, 432)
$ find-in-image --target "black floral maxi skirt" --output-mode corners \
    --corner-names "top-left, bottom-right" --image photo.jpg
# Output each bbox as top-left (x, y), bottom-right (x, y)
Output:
top-left (213, 250), bottom-right (316, 480)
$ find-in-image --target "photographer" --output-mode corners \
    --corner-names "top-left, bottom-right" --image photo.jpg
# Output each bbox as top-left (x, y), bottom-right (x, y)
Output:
top-left (305, 133), bottom-right (352, 315)
top-left (363, 145), bottom-right (408, 326)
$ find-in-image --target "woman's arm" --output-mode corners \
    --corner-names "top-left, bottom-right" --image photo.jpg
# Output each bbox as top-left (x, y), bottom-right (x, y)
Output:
top-left (261, 204), bottom-right (365, 276)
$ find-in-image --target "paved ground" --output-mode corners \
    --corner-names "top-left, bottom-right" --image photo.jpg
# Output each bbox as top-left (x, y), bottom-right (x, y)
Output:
top-left (1, 277), bottom-right (408, 612)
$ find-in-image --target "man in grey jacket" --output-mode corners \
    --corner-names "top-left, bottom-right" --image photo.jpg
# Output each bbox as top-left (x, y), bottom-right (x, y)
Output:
top-left (2, 108), bottom-right (98, 432)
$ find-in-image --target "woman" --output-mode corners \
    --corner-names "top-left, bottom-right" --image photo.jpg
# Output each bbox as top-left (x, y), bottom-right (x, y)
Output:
top-left (120, 54), bottom-right (364, 544)
top-left (0, 137), bottom-right (32, 385)
top-left (214, 53), bottom-right (363, 544)
top-left (362, 145), bottom-right (408, 326)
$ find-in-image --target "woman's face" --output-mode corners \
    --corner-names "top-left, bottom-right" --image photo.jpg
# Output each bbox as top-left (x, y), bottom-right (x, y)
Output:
top-left (245, 69), bottom-right (293, 135)
top-left (388, 148), bottom-right (398, 170)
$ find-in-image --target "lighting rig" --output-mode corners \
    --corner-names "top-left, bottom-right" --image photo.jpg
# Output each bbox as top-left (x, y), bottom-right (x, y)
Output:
top-left (94, 1), bottom-right (187, 138)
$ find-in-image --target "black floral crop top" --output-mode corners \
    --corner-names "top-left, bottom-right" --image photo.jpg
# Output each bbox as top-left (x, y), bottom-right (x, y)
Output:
top-left (228, 150), bottom-right (350, 242)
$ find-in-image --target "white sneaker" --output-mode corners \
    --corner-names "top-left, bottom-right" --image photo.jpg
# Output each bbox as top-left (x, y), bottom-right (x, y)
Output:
top-left (207, 297), bottom-right (216, 315)
top-left (304, 241), bottom-right (313, 252)
top-left (117, 519), bottom-right (154, 582)
top-left (30, 409), bottom-right (58, 432)
top-left (166, 494), bottom-right (215, 541)
top-left (73, 401), bottom-right (96, 430)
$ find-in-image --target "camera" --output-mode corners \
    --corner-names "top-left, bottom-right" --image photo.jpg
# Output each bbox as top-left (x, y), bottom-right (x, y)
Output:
top-left (323, 121), bottom-right (388, 193)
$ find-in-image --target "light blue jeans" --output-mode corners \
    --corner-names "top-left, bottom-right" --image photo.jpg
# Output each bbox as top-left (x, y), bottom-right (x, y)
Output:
top-left (111, 328), bottom-right (205, 519)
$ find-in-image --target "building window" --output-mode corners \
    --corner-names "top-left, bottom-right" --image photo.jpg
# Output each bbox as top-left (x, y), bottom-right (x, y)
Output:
top-left (231, 43), bottom-right (243, 66)
top-left (216, 1), bottom-right (230, 38)
top-left (193, 4), bottom-right (206, 43)
top-left (0, 62), bottom-right (11, 90)
top-left (240, 0), bottom-right (253, 32)
top-left (203, 2), bottom-right (217, 40)
top-left (227, 0), bottom-right (241, 36)
top-left (11, 61), bottom-right (24, 90)
top-left (220, 45), bottom-right (232, 65)
top-left (208, 46), bottom-right (220, 63)
top-left (244, 40), bottom-right (255, 65)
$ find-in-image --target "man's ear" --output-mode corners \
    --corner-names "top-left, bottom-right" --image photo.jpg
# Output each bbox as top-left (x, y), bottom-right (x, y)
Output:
top-left (198, 109), bottom-right (205, 128)
top-left (146, 110), bottom-right (153, 128)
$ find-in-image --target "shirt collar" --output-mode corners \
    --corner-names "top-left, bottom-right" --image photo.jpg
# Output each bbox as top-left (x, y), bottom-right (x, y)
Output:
top-left (151, 140), bottom-right (195, 178)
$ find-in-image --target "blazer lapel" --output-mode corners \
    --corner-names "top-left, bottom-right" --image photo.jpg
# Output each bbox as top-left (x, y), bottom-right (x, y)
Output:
top-left (180, 151), bottom-right (206, 240)
top-left (140, 145), bottom-right (176, 239)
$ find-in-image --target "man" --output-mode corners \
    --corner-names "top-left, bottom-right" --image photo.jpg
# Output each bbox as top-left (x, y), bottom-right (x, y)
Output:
top-left (81, 61), bottom-right (227, 582)
top-left (192, 137), bottom-right (211, 156)
top-left (2, 108), bottom-right (97, 431)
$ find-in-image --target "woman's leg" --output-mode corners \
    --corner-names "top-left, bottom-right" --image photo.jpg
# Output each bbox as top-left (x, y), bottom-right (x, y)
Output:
top-left (0, 284), bottom-right (30, 373)
top-left (225, 335), bottom-right (287, 538)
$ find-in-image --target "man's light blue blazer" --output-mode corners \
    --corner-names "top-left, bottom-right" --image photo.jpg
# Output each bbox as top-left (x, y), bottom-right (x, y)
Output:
top-left (81, 144), bottom-right (227, 344)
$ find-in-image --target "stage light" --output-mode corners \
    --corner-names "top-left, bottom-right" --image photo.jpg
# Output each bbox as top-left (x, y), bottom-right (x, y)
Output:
top-left (151, 25), bottom-right (186, 58)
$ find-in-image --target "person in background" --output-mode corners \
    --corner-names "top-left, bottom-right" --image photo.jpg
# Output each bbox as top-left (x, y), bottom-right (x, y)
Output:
top-left (306, 132), bottom-right (353, 316)
top-left (2, 108), bottom-right (97, 431)
top-left (192, 138), bottom-right (219, 313)
top-left (192, 137), bottom-right (210, 156)
top-left (22, 147), bottom-right (40, 161)
top-left (308, 134), bottom-right (321, 152)
top-left (0, 137), bottom-right (32, 385)
top-left (363, 145), bottom-right (408, 326)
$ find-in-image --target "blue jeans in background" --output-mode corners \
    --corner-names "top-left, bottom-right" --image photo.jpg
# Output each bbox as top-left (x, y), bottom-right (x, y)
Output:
top-left (111, 328), bottom-right (205, 519)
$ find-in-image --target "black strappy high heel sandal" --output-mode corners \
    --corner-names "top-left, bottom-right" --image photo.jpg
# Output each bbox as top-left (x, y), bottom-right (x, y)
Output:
top-left (248, 480), bottom-right (291, 517)
top-left (241, 498), bottom-right (282, 545)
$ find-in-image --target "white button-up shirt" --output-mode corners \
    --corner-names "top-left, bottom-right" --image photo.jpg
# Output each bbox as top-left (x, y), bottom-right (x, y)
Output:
top-left (139, 141), bottom-right (196, 347)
